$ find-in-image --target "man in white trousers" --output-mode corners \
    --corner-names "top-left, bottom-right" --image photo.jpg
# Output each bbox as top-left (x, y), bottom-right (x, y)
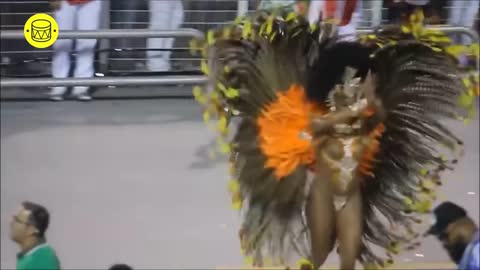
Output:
top-left (147, 0), bottom-right (184, 72)
top-left (447, 0), bottom-right (479, 45)
top-left (308, 0), bottom-right (362, 41)
top-left (49, 0), bottom-right (101, 101)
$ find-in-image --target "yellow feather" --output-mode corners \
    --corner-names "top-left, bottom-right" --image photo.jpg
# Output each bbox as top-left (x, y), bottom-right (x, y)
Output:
top-left (243, 256), bottom-right (254, 266)
top-left (207, 30), bottom-right (215, 45)
top-left (225, 88), bottom-right (240, 99)
top-left (401, 25), bottom-right (411, 34)
top-left (203, 111), bottom-right (210, 123)
top-left (219, 142), bottom-right (231, 154)
top-left (217, 82), bottom-right (227, 92)
top-left (404, 197), bottom-right (413, 206)
top-left (297, 258), bottom-right (314, 269)
top-left (200, 60), bottom-right (209, 75)
top-left (363, 262), bottom-right (380, 270)
top-left (234, 16), bottom-right (243, 25)
top-left (188, 39), bottom-right (199, 56)
top-left (223, 27), bottom-right (231, 39)
top-left (458, 92), bottom-right (474, 109)
top-left (266, 16), bottom-right (274, 35)
top-left (286, 11), bottom-right (296, 22)
top-left (192, 86), bottom-right (202, 98)
top-left (228, 179), bottom-right (239, 193)
top-left (242, 20), bottom-right (252, 39)
top-left (217, 115), bottom-right (228, 133)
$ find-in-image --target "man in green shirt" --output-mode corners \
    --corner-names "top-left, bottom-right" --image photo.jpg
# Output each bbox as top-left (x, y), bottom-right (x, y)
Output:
top-left (10, 201), bottom-right (60, 270)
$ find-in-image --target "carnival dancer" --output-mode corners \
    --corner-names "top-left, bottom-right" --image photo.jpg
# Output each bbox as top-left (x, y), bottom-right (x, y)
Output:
top-left (191, 7), bottom-right (477, 270)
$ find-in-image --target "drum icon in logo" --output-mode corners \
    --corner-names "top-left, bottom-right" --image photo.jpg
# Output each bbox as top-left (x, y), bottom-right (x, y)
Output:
top-left (31, 19), bottom-right (51, 42)
top-left (24, 13), bottom-right (59, 48)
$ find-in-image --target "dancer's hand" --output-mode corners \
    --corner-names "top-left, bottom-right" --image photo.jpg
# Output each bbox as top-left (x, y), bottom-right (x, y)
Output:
top-left (362, 71), bottom-right (386, 121)
top-left (310, 117), bottom-right (333, 138)
top-left (310, 109), bottom-right (357, 137)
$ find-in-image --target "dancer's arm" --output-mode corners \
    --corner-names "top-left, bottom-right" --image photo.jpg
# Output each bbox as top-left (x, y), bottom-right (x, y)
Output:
top-left (311, 109), bottom-right (358, 137)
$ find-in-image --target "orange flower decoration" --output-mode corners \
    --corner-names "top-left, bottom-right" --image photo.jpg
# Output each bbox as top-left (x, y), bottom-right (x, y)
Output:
top-left (256, 84), bottom-right (325, 180)
top-left (359, 123), bottom-right (385, 177)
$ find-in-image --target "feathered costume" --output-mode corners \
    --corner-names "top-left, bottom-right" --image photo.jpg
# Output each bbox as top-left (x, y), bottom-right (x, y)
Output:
top-left (191, 7), bottom-right (478, 269)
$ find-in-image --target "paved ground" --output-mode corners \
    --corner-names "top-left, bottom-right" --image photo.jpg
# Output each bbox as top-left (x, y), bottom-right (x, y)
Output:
top-left (1, 99), bottom-right (478, 269)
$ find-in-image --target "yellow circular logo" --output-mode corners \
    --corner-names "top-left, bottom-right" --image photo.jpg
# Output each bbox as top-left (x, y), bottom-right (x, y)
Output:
top-left (24, 13), bottom-right (59, 49)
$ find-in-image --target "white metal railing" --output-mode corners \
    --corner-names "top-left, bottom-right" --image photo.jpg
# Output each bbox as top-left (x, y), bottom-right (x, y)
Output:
top-left (0, 29), bottom-right (204, 40)
top-left (1, 28), bottom-right (205, 88)
top-left (0, 26), bottom-right (477, 88)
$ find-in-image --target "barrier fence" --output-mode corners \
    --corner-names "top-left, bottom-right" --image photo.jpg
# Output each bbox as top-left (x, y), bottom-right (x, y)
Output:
top-left (0, 0), bottom-right (247, 75)
top-left (1, 25), bottom-right (477, 89)
top-left (0, 28), bottom-right (206, 88)
top-left (2, 0), bottom-right (477, 78)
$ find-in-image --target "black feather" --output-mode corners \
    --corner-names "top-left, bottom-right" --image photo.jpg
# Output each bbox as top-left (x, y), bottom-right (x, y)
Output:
top-left (306, 42), bottom-right (374, 103)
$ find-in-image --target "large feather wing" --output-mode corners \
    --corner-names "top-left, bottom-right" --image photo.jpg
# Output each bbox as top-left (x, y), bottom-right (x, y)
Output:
top-left (192, 9), bottom-right (331, 265)
top-left (358, 41), bottom-right (468, 266)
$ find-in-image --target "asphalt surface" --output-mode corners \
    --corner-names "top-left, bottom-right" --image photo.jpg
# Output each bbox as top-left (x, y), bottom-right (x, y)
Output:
top-left (1, 99), bottom-right (478, 269)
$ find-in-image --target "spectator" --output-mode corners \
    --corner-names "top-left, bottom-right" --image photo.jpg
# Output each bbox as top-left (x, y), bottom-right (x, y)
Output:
top-left (425, 201), bottom-right (480, 270)
top-left (365, 0), bottom-right (384, 27)
top-left (147, 0), bottom-right (184, 72)
top-left (256, 0), bottom-right (308, 16)
top-left (49, 0), bottom-right (101, 101)
top-left (308, 0), bottom-right (362, 41)
top-left (108, 264), bottom-right (133, 270)
top-left (423, 0), bottom-right (447, 25)
top-left (447, 0), bottom-right (479, 44)
top-left (256, 0), bottom-right (295, 10)
top-left (385, 0), bottom-right (430, 25)
top-left (10, 201), bottom-right (60, 270)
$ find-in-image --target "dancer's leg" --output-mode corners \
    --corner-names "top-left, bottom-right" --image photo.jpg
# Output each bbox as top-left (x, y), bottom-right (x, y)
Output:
top-left (306, 175), bottom-right (336, 268)
top-left (337, 187), bottom-right (363, 269)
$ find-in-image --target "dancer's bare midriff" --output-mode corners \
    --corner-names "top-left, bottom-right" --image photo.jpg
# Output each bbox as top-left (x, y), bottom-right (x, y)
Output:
top-left (318, 135), bottom-right (366, 210)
